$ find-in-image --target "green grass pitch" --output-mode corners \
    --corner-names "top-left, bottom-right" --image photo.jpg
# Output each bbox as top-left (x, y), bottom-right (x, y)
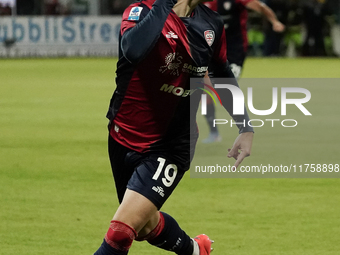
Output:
top-left (1, 58), bottom-right (340, 254)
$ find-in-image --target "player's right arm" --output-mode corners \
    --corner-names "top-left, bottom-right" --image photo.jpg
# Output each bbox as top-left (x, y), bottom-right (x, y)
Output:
top-left (120, 0), bottom-right (177, 64)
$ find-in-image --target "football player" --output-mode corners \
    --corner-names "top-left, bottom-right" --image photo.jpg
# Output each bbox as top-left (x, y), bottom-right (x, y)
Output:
top-left (94, 0), bottom-right (254, 254)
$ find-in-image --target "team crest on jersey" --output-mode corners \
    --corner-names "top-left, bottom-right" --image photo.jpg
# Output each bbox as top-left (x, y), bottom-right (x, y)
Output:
top-left (128, 7), bottom-right (143, 21)
top-left (204, 30), bottom-right (215, 46)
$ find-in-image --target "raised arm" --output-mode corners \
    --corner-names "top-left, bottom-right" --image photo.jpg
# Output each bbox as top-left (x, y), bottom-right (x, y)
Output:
top-left (121, 0), bottom-right (177, 64)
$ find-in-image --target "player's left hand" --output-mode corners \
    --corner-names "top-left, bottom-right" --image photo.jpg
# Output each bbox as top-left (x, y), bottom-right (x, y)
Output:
top-left (227, 132), bottom-right (254, 170)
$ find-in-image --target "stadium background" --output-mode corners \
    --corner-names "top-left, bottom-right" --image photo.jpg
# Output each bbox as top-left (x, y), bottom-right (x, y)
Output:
top-left (1, 1), bottom-right (340, 254)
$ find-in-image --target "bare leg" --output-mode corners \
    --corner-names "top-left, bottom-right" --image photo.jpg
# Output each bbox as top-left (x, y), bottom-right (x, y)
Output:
top-left (112, 189), bottom-right (160, 235)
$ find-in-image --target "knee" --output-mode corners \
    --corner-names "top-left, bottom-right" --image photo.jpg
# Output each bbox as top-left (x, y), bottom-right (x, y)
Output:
top-left (105, 221), bottom-right (137, 252)
top-left (135, 212), bottom-right (164, 242)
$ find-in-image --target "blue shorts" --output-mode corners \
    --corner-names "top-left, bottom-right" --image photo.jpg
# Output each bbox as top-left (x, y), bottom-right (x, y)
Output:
top-left (108, 135), bottom-right (187, 209)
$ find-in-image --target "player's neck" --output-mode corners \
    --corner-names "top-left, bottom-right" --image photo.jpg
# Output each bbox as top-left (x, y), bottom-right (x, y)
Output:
top-left (173, 0), bottom-right (201, 17)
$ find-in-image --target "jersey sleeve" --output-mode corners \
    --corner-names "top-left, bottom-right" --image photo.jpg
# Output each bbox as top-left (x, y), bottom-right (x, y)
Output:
top-left (120, 4), bottom-right (149, 35)
top-left (209, 18), bottom-right (229, 77)
top-left (120, 0), bottom-right (177, 64)
top-left (209, 18), bottom-right (254, 133)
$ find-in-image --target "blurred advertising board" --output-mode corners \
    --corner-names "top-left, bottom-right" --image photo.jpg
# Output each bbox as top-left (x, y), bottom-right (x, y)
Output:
top-left (0, 16), bottom-right (121, 57)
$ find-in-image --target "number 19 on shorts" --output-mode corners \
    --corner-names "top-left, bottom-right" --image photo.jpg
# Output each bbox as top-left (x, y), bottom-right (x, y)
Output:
top-left (152, 157), bottom-right (178, 187)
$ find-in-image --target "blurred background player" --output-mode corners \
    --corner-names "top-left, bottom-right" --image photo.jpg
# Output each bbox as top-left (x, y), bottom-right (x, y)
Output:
top-left (262, 0), bottom-right (289, 56)
top-left (93, 0), bottom-right (254, 254)
top-left (202, 0), bottom-right (285, 143)
top-left (302, 0), bottom-right (332, 56)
